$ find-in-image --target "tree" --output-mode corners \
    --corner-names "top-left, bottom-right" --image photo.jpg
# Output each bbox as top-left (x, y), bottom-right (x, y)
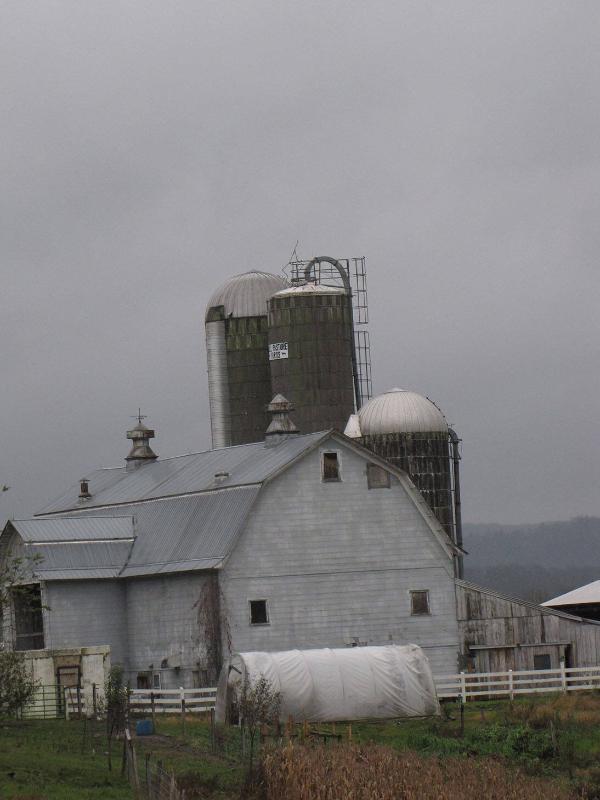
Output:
top-left (0, 650), bottom-right (37, 716)
top-left (239, 674), bottom-right (281, 770)
top-left (105, 665), bottom-right (130, 771)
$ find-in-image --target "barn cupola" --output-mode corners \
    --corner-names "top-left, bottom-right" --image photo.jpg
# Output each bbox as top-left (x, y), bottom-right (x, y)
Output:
top-left (265, 394), bottom-right (299, 446)
top-left (125, 413), bottom-right (158, 470)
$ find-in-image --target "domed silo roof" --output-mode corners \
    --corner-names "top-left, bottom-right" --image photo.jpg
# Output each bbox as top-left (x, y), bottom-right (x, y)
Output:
top-left (357, 388), bottom-right (448, 435)
top-left (205, 270), bottom-right (287, 321)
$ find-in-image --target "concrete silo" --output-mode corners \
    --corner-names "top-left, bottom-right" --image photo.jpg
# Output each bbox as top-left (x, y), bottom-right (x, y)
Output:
top-left (267, 282), bottom-right (356, 434)
top-left (205, 270), bottom-right (287, 448)
top-left (345, 388), bottom-right (463, 575)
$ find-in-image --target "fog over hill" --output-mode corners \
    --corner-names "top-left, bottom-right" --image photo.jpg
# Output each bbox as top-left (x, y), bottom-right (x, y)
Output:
top-left (463, 517), bottom-right (600, 604)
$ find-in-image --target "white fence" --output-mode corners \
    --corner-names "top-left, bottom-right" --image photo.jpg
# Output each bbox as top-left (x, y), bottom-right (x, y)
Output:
top-left (435, 665), bottom-right (600, 702)
top-left (31, 666), bottom-right (600, 720)
top-left (129, 687), bottom-right (217, 714)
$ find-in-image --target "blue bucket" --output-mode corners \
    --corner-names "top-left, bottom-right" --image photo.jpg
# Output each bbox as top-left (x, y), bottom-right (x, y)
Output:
top-left (136, 719), bottom-right (154, 736)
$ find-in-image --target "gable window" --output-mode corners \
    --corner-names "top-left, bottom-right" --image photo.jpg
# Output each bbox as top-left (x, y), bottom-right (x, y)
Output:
top-left (13, 584), bottom-right (44, 651)
top-left (367, 463), bottom-right (391, 489)
top-left (249, 599), bottom-right (269, 625)
top-left (534, 654), bottom-right (551, 670)
top-left (410, 590), bottom-right (430, 616)
top-left (322, 452), bottom-right (340, 482)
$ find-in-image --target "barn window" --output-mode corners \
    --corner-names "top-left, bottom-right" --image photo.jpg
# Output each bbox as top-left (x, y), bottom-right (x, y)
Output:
top-left (367, 464), bottom-right (391, 489)
top-left (136, 673), bottom-right (150, 690)
top-left (322, 452), bottom-right (340, 482)
top-left (249, 599), bottom-right (269, 625)
top-left (13, 584), bottom-right (44, 651)
top-left (410, 590), bottom-right (430, 616)
top-left (534, 654), bottom-right (551, 670)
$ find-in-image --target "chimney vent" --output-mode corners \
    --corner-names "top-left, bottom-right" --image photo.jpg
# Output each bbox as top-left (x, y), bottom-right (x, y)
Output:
top-left (265, 394), bottom-right (300, 446)
top-left (126, 411), bottom-right (158, 470)
top-left (214, 471), bottom-right (229, 483)
top-left (79, 478), bottom-right (91, 500)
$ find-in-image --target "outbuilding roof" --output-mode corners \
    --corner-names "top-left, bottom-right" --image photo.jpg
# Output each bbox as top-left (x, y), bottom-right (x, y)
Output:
top-left (543, 580), bottom-right (600, 608)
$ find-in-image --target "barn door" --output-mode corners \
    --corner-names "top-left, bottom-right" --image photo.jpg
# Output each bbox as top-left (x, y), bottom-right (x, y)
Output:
top-left (56, 664), bottom-right (81, 716)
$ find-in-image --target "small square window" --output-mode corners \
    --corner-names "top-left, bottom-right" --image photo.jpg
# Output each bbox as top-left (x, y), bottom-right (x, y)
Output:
top-left (322, 452), bottom-right (340, 482)
top-left (534, 654), bottom-right (551, 670)
top-left (410, 590), bottom-right (430, 615)
top-left (367, 464), bottom-right (391, 489)
top-left (249, 599), bottom-right (269, 625)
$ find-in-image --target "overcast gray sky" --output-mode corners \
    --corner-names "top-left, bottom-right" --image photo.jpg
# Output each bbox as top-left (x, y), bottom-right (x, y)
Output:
top-left (2, 1), bottom-right (599, 525)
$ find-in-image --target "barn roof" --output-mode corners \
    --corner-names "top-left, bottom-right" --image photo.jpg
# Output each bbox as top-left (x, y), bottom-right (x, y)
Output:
top-left (5, 432), bottom-right (327, 580)
top-left (37, 431), bottom-right (325, 515)
top-left (4, 428), bottom-right (458, 581)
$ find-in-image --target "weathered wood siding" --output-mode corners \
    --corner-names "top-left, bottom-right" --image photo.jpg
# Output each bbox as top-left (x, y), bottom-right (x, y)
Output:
top-left (456, 581), bottom-right (600, 671)
top-left (220, 437), bottom-right (460, 675)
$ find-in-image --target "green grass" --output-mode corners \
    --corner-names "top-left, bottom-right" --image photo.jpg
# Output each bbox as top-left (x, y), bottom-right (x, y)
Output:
top-left (0, 718), bottom-right (132, 800)
top-left (135, 695), bottom-right (600, 796)
top-left (5, 694), bottom-right (600, 799)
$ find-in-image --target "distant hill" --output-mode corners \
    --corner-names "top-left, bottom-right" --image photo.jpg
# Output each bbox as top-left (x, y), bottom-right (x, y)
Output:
top-left (462, 517), bottom-right (600, 603)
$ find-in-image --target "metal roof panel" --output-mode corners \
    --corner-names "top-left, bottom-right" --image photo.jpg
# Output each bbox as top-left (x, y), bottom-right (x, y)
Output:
top-left (37, 432), bottom-right (326, 514)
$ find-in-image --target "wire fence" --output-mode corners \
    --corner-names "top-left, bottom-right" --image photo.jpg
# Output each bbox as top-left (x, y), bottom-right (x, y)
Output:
top-left (124, 729), bottom-right (187, 800)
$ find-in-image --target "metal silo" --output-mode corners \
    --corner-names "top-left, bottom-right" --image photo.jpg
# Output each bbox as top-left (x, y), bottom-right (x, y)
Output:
top-left (267, 281), bottom-right (356, 434)
top-left (345, 388), bottom-right (463, 576)
top-left (205, 270), bottom-right (287, 448)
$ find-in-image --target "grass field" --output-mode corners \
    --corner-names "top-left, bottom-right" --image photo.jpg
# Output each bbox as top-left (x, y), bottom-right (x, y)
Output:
top-left (0, 718), bottom-right (132, 800)
top-left (4, 693), bottom-right (600, 798)
top-left (134, 693), bottom-right (600, 797)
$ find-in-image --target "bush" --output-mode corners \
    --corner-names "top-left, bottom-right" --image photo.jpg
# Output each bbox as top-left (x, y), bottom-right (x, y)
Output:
top-left (0, 650), bottom-right (37, 716)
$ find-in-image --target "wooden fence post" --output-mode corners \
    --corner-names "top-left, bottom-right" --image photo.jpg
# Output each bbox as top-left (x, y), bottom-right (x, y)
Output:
top-left (508, 669), bottom-right (514, 701)
top-left (560, 661), bottom-right (567, 693)
top-left (460, 671), bottom-right (467, 704)
top-left (151, 692), bottom-right (156, 733)
top-left (180, 687), bottom-right (186, 736)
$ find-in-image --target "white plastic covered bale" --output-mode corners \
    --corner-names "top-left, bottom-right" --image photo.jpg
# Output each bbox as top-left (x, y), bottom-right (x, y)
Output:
top-left (215, 644), bottom-right (439, 723)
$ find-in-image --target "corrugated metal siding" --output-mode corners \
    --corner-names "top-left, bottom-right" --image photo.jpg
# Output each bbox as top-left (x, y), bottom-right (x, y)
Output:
top-left (12, 516), bottom-right (133, 542)
top-left (37, 431), bottom-right (326, 514)
top-left (31, 487), bottom-right (260, 578)
top-left (26, 540), bottom-right (132, 580)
